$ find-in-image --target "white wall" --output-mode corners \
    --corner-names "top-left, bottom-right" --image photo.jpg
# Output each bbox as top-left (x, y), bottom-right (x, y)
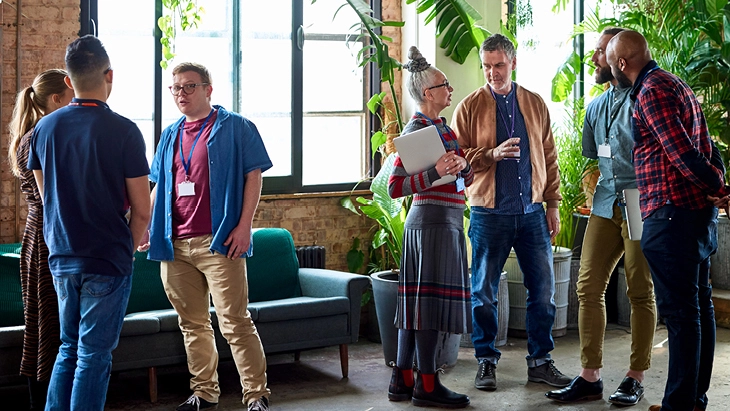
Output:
top-left (400, 0), bottom-right (504, 123)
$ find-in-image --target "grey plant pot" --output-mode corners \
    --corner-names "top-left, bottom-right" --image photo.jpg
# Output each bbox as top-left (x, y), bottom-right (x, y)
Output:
top-left (370, 270), bottom-right (461, 368)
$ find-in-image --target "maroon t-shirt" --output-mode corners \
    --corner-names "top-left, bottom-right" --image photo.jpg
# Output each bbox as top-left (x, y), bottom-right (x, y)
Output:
top-left (172, 110), bottom-right (217, 239)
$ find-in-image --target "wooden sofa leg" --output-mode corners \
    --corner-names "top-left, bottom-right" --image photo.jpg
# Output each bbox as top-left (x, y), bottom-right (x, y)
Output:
top-left (339, 344), bottom-right (348, 378)
top-left (148, 366), bottom-right (158, 403)
top-left (294, 350), bottom-right (301, 362)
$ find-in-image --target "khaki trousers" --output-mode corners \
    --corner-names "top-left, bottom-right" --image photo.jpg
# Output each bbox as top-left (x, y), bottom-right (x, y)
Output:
top-left (576, 204), bottom-right (656, 370)
top-left (160, 235), bottom-right (269, 405)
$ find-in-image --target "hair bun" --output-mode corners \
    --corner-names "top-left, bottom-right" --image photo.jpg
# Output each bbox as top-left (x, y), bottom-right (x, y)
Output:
top-left (403, 46), bottom-right (430, 73)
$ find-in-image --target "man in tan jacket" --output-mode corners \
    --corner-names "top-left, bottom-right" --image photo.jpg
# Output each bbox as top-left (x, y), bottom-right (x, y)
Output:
top-left (452, 33), bottom-right (570, 392)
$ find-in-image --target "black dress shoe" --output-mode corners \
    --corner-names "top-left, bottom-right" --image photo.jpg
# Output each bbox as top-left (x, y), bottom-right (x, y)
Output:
top-left (545, 376), bottom-right (603, 403)
top-left (608, 376), bottom-right (644, 406)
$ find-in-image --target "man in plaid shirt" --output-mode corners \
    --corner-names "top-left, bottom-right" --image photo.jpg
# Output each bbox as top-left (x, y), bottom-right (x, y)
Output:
top-left (607, 30), bottom-right (729, 411)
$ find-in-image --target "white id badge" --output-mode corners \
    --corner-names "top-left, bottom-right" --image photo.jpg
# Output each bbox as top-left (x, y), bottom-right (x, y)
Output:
top-left (455, 177), bottom-right (466, 192)
top-left (598, 143), bottom-right (611, 158)
top-left (178, 181), bottom-right (195, 197)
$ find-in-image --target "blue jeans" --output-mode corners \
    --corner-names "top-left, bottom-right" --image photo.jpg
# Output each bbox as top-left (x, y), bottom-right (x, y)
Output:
top-left (46, 274), bottom-right (132, 411)
top-left (469, 207), bottom-right (556, 365)
top-left (641, 205), bottom-right (717, 411)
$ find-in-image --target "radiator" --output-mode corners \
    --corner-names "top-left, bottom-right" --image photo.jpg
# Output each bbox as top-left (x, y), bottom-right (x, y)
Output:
top-left (295, 245), bottom-right (326, 269)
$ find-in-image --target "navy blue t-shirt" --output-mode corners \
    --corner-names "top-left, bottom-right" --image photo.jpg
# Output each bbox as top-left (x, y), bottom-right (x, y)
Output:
top-left (28, 98), bottom-right (150, 277)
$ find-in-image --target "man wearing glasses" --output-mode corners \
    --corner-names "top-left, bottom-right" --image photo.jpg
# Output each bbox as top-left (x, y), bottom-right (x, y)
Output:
top-left (142, 62), bottom-right (272, 411)
top-left (452, 33), bottom-right (570, 392)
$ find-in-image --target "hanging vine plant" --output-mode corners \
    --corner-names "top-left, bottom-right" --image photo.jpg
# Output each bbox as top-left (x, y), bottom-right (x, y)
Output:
top-left (158, 0), bottom-right (205, 69)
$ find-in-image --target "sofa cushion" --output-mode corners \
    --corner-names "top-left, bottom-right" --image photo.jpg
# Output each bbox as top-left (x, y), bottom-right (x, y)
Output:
top-left (119, 315), bottom-right (160, 337)
top-left (247, 228), bottom-right (301, 303)
top-left (0, 245), bottom-right (24, 327)
top-left (252, 296), bottom-right (349, 322)
top-left (125, 251), bottom-right (172, 315)
top-left (0, 325), bottom-right (24, 348)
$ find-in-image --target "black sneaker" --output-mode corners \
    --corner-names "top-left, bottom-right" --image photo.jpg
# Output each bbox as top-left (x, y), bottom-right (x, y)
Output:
top-left (527, 359), bottom-right (572, 387)
top-left (176, 394), bottom-right (218, 411)
top-left (248, 396), bottom-right (270, 411)
top-left (474, 361), bottom-right (497, 391)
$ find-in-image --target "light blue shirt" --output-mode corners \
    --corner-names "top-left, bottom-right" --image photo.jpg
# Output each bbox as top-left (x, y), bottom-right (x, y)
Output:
top-left (582, 84), bottom-right (636, 220)
top-left (148, 106), bottom-right (273, 261)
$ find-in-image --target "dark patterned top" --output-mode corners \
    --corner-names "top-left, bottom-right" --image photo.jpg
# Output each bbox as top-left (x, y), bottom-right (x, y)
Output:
top-left (631, 60), bottom-right (727, 218)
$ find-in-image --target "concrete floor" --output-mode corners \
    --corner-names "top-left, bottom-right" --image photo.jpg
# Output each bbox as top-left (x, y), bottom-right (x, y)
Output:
top-left (5, 324), bottom-right (730, 410)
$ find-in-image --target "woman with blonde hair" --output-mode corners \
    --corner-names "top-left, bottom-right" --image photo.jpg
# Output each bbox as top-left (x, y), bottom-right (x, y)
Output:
top-left (8, 68), bottom-right (73, 410)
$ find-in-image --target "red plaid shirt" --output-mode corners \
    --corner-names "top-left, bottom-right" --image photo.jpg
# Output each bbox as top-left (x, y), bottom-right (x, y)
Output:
top-left (631, 61), bottom-right (727, 218)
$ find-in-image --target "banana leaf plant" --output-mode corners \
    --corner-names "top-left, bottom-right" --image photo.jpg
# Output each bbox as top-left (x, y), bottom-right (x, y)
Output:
top-left (405, 0), bottom-right (491, 64)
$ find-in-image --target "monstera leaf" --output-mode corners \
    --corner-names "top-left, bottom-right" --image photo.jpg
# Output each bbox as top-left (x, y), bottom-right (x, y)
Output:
top-left (406, 0), bottom-right (491, 64)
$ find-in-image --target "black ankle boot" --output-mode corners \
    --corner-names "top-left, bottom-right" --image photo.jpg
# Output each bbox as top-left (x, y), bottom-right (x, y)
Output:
top-left (388, 365), bottom-right (414, 401)
top-left (412, 371), bottom-right (470, 409)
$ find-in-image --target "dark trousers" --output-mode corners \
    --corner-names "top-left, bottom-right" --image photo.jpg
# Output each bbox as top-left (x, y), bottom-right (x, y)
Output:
top-left (641, 205), bottom-right (717, 411)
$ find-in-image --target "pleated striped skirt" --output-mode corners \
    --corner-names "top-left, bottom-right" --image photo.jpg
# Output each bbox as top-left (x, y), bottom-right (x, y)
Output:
top-left (395, 204), bottom-right (472, 333)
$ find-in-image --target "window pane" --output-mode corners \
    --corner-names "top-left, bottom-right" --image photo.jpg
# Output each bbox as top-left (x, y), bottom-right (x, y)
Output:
top-left (302, 116), bottom-right (365, 185)
top-left (303, 41), bottom-right (364, 112)
top-left (305, 0), bottom-right (359, 34)
top-left (98, 0), bottom-right (155, 165)
top-left (160, 0), bottom-right (234, 129)
top-left (515, 0), bottom-right (575, 126)
top-left (240, 1), bottom-right (292, 178)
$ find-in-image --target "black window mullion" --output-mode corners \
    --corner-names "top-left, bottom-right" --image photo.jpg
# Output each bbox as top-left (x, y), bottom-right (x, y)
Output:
top-left (262, 0), bottom-right (302, 195)
top-left (79, 0), bottom-right (96, 36)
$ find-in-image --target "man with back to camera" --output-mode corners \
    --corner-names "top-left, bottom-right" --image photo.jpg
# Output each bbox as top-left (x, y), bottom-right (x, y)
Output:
top-left (606, 29), bottom-right (729, 411)
top-left (452, 33), bottom-right (572, 392)
top-left (28, 34), bottom-right (151, 411)
top-left (546, 27), bottom-right (657, 406)
top-left (142, 62), bottom-right (272, 411)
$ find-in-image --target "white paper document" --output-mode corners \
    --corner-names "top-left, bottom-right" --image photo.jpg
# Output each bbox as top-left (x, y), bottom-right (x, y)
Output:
top-left (623, 188), bottom-right (643, 240)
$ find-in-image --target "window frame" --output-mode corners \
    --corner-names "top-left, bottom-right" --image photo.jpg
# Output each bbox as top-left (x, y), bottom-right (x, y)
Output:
top-left (81, 0), bottom-right (379, 195)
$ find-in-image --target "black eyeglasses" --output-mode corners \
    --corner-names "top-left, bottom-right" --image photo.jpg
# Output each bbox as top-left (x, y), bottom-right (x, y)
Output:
top-left (168, 83), bottom-right (210, 96)
top-left (423, 80), bottom-right (450, 95)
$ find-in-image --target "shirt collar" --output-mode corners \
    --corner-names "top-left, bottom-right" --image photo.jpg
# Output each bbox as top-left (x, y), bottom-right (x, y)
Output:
top-left (630, 60), bottom-right (659, 102)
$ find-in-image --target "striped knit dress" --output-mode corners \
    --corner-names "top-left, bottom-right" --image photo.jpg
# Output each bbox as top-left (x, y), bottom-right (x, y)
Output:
top-left (388, 115), bottom-right (474, 333)
top-left (17, 129), bottom-right (60, 381)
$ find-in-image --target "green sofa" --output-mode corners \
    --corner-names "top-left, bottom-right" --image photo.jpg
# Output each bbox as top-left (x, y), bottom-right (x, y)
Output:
top-left (0, 228), bottom-right (369, 402)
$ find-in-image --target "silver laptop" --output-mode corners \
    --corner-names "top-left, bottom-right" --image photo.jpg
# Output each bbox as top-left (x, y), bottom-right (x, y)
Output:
top-left (393, 125), bottom-right (457, 187)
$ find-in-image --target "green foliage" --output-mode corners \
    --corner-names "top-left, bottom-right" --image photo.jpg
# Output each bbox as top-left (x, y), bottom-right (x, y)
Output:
top-left (405, 0), bottom-right (491, 64)
top-left (554, 97), bottom-right (595, 250)
top-left (341, 154), bottom-right (408, 272)
top-left (158, 0), bottom-right (205, 69)
top-left (550, 0), bottom-right (730, 176)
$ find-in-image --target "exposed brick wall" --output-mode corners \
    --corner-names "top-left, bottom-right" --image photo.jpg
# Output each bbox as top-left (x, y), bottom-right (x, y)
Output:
top-left (0, 0), bottom-right (402, 275)
top-left (255, 194), bottom-right (374, 273)
top-left (1, 0), bottom-right (79, 244)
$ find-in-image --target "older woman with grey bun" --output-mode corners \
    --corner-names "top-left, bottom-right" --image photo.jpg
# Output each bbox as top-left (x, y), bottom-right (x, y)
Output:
top-left (386, 46), bottom-right (473, 409)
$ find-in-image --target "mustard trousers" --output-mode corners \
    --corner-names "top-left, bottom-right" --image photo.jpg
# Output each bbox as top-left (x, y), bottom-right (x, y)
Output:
top-left (576, 204), bottom-right (656, 370)
top-left (160, 234), bottom-right (269, 405)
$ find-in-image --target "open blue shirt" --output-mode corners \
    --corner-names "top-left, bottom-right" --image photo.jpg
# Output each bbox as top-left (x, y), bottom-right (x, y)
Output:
top-left (582, 84), bottom-right (635, 220)
top-left (148, 106), bottom-right (272, 261)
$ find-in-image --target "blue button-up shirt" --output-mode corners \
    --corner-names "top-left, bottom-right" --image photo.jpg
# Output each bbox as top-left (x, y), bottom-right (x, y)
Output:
top-left (148, 105), bottom-right (273, 261)
top-left (489, 84), bottom-right (541, 215)
top-left (583, 84), bottom-right (635, 220)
